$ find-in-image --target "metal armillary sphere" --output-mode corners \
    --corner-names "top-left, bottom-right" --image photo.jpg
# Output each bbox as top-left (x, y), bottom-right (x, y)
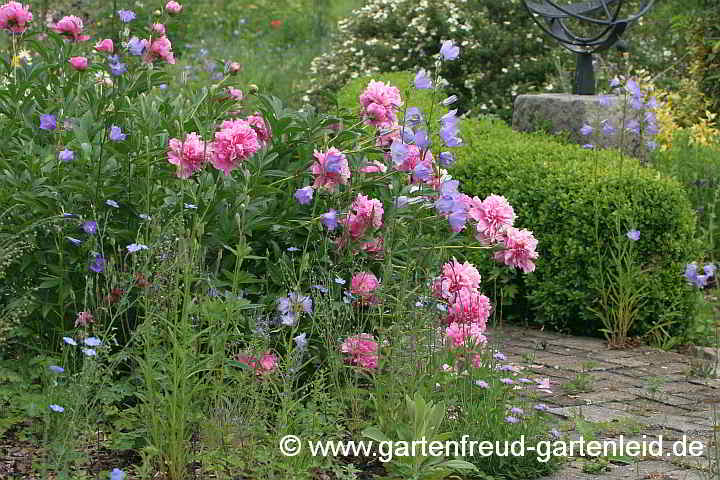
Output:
top-left (522, 0), bottom-right (654, 94)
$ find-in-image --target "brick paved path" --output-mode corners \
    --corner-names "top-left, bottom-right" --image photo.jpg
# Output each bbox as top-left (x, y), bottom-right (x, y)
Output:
top-left (489, 326), bottom-right (718, 480)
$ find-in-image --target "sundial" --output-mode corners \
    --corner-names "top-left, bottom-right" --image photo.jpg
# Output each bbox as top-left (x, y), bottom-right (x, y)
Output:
top-left (522, 0), bottom-right (654, 94)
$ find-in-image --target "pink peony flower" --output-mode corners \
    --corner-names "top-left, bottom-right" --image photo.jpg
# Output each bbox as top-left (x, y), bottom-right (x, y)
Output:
top-left (446, 288), bottom-right (492, 329)
top-left (341, 333), bottom-right (378, 369)
top-left (68, 56), bottom-right (88, 70)
top-left (165, 1), bottom-right (182, 14)
top-left (246, 112), bottom-right (271, 144)
top-left (355, 354), bottom-right (378, 369)
top-left (144, 35), bottom-right (175, 64)
top-left (227, 61), bottom-right (241, 74)
top-left (446, 322), bottom-right (487, 348)
top-left (469, 194), bottom-right (515, 243)
top-left (343, 194), bottom-right (384, 239)
top-left (393, 144), bottom-right (433, 173)
top-left (228, 87), bottom-right (243, 101)
top-left (351, 272), bottom-right (379, 299)
top-left (494, 227), bottom-right (539, 273)
top-left (235, 352), bottom-right (277, 375)
top-left (74, 310), bottom-right (94, 327)
top-left (359, 160), bottom-right (387, 173)
top-left (94, 38), bottom-right (113, 52)
top-left (359, 80), bottom-right (402, 129)
top-left (0, 1), bottom-right (32, 33)
top-left (167, 132), bottom-right (210, 179)
top-left (432, 258), bottom-right (482, 299)
top-left (52, 15), bottom-right (90, 42)
top-left (151, 23), bottom-right (165, 35)
top-left (310, 148), bottom-right (350, 192)
top-left (375, 124), bottom-right (401, 147)
top-left (256, 352), bottom-right (278, 374)
top-left (209, 118), bottom-right (261, 175)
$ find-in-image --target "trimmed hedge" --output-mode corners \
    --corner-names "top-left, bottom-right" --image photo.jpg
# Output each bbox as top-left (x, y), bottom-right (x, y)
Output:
top-left (338, 74), bottom-right (701, 338)
top-left (452, 118), bottom-right (700, 337)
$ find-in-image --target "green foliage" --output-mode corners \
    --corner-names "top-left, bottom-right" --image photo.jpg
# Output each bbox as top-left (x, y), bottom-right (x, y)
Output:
top-left (684, 1), bottom-right (720, 116)
top-left (588, 224), bottom-right (650, 346)
top-left (450, 118), bottom-right (700, 338)
top-left (168, 0), bottom-right (363, 107)
top-left (363, 393), bottom-right (477, 480)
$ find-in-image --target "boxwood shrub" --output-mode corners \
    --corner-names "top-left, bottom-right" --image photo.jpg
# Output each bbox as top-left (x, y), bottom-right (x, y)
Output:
top-left (337, 73), bottom-right (700, 338)
top-left (451, 118), bottom-right (701, 338)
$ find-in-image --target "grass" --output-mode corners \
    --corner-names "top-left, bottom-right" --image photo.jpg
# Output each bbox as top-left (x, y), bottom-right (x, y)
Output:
top-left (170, 0), bottom-right (363, 107)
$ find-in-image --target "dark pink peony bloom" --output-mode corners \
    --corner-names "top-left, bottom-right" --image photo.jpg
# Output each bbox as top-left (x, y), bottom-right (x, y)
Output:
top-left (68, 56), bottom-right (88, 70)
top-left (94, 38), bottom-right (113, 52)
top-left (0, 1), bottom-right (32, 33)
top-left (52, 15), bottom-right (90, 42)
top-left (167, 132), bottom-right (210, 179)
top-left (209, 118), bottom-right (260, 175)
top-left (144, 36), bottom-right (175, 64)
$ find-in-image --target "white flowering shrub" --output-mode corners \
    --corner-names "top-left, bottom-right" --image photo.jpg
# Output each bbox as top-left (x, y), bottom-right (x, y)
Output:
top-left (308, 0), bottom-right (555, 120)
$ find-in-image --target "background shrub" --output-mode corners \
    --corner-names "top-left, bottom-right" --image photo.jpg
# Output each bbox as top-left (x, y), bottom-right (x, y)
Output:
top-left (309, 0), bottom-right (556, 122)
top-left (685, 0), bottom-right (720, 117)
top-left (450, 118), bottom-right (700, 338)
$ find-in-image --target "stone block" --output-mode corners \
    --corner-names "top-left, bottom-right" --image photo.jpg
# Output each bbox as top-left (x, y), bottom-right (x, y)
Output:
top-left (512, 93), bottom-right (653, 159)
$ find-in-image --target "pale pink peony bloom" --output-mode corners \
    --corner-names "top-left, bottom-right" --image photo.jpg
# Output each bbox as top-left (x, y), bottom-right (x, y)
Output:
top-left (246, 112), bottom-right (271, 144)
top-left (310, 147), bottom-right (350, 192)
top-left (144, 35), bottom-right (175, 64)
top-left (235, 352), bottom-right (277, 375)
top-left (341, 333), bottom-right (378, 369)
top-left (470, 194), bottom-right (515, 243)
top-left (446, 322), bottom-right (487, 348)
top-left (94, 38), bottom-right (113, 52)
top-left (151, 23), bottom-right (165, 35)
top-left (68, 56), bottom-right (88, 70)
top-left (359, 160), bottom-right (387, 173)
top-left (351, 194), bottom-right (384, 228)
top-left (209, 118), bottom-right (261, 175)
top-left (494, 227), bottom-right (539, 273)
top-left (167, 132), bottom-right (210, 179)
top-left (256, 353), bottom-right (278, 374)
top-left (359, 80), bottom-right (402, 129)
top-left (343, 194), bottom-right (384, 239)
top-left (432, 258), bottom-right (482, 299)
top-left (351, 272), bottom-right (379, 299)
top-left (393, 144), bottom-right (433, 173)
top-left (375, 124), bottom-right (401, 147)
top-left (445, 288), bottom-right (492, 329)
top-left (228, 87), bottom-right (243, 100)
top-left (0, 2), bottom-right (32, 33)
top-left (52, 15), bottom-right (90, 42)
top-left (75, 311), bottom-right (94, 328)
top-left (165, 1), bottom-right (182, 14)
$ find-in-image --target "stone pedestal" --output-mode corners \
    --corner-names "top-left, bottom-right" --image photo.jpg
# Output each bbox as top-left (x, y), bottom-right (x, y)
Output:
top-left (512, 93), bottom-right (652, 159)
